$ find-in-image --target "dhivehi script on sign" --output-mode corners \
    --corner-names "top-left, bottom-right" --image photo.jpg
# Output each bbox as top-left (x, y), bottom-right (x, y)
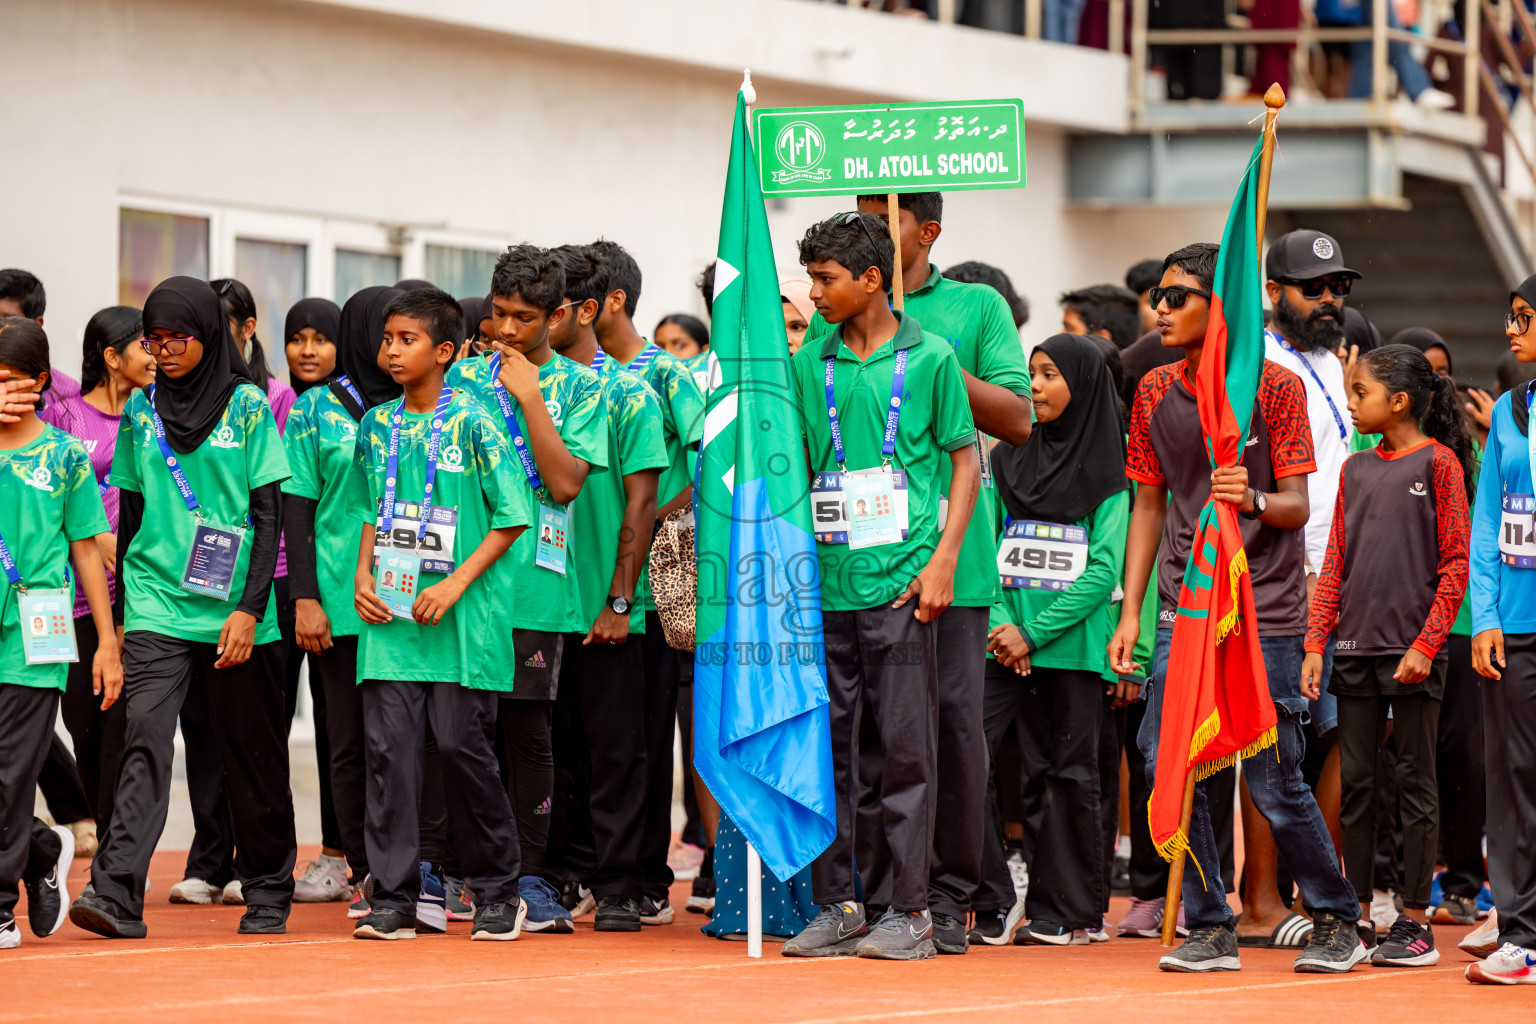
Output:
top-left (753, 99), bottom-right (1026, 198)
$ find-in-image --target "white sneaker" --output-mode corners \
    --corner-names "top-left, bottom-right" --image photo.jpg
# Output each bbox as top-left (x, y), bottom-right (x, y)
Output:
top-left (570, 885), bottom-right (596, 919)
top-left (1369, 888), bottom-right (1399, 934)
top-left (1006, 850), bottom-right (1029, 903)
top-left (293, 855), bottom-right (350, 903)
top-left (1466, 942), bottom-right (1536, 984)
top-left (222, 880), bottom-right (244, 905)
top-left (1087, 918), bottom-right (1111, 943)
top-left (0, 919), bottom-right (17, 949)
top-left (169, 878), bottom-right (222, 905)
top-left (1460, 909), bottom-right (1501, 959)
top-left (1415, 87), bottom-right (1457, 111)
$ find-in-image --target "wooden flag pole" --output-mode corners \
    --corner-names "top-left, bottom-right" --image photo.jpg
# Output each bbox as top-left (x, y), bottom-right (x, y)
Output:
top-left (887, 192), bottom-right (905, 312)
top-left (1159, 83), bottom-right (1286, 949)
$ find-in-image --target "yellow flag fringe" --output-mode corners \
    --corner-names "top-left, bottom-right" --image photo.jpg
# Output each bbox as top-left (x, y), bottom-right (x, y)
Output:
top-left (1214, 547), bottom-right (1248, 644)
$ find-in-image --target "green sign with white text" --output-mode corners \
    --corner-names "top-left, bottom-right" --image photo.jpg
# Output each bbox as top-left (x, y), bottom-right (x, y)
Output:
top-left (753, 99), bottom-right (1026, 197)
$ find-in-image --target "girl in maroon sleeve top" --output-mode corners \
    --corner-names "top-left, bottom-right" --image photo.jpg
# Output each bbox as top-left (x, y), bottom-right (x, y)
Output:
top-left (1301, 344), bottom-right (1476, 968)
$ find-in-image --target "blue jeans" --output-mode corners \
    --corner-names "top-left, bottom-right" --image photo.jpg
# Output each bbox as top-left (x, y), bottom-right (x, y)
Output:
top-left (1044, 0), bottom-right (1087, 43)
top-left (1347, 4), bottom-right (1432, 100)
top-left (1137, 630), bottom-right (1359, 928)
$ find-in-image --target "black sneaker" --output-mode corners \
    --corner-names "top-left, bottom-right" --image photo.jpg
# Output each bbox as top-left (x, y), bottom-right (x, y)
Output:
top-left (354, 908), bottom-right (417, 940)
top-left (782, 902), bottom-right (867, 957)
top-left (238, 905), bottom-right (289, 935)
top-left (686, 874), bottom-right (716, 916)
top-left (68, 894), bottom-right (148, 940)
top-left (1294, 913), bottom-right (1371, 973)
top-left (593, 895), bottom-right (642, 932)
top-left (967, 911), bottom-right (1006, 945)
top-left (855, 909), bottom-right (937, 961)
top-left (1371, 915), bottom-right (1439, 967)
top-left (24, 825), bottom-right (72, 937)
top-left (1433, 893), bottom-right (1477, 926)
top-left (1158, 922), bottom-right (1240, 972)
top-left (638, 895), bottom-right (674, 925)
top-left (471, 899), bottom-right (528, 941)
top-left (931, 911), bottom-right (968, 955)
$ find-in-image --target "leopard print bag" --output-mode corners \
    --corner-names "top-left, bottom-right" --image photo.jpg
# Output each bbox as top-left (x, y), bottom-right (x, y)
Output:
top-left (648, 505), bottom-right (696, 652)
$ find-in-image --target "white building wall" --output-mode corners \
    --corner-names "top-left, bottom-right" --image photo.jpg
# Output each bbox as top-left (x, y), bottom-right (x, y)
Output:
top-left (4, 0), bottom-right (1225, 372)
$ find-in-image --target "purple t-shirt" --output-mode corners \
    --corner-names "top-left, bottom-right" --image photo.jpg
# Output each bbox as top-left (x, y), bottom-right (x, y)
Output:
top-left (264, 377), bottom-right (296, 581)
top-left (40, 392), bottom-right (121, 618)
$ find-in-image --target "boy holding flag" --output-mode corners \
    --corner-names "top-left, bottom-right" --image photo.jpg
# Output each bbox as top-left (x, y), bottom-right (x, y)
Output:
top-left (1109, 239), bottom-right (1365, 974)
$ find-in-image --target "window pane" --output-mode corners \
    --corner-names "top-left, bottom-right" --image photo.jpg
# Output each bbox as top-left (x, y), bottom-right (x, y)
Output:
top-left (119, 209), bottom-right (209, 308)
top-left (424, 244), bottom-right (499, 299)
top-left (335, 249), bottom-right (401, 304)
top-left (234, 238), bottom-right (308, 383)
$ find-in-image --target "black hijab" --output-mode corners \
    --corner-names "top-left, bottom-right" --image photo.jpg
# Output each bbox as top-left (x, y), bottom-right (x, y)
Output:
top-left (283, 297), bottom-right (343, 396)
top-left (143, 276), bottom-right (252, 454)
top-left (993, 334), bottom-right (1129, 526)
top-left (1342, 306), bottom-right (1381, 355)
top-left (332, 285), bottom-right (403, 418)
top-left (1391, 327), bottom-right (1453, 378)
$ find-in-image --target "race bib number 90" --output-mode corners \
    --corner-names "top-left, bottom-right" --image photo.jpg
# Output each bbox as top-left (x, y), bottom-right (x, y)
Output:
top-left (374, 500), bottom-right (459, 575)
top-left (1500, 493), bottom-right (1536, 568)
top-left (998, 520), bottom-right (1088, 591)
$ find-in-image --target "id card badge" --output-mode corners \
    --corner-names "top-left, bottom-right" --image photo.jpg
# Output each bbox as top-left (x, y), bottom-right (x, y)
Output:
top-left (19, 589), bottom-right (78, 664)
top-left (811, 470), bottom-right (911, 546)
top-left (998, 520), bottom-right (1089, 591)
top-left (376, 551), bottom-right (422, 619)
top-left (843, 467), bottom-right (907, 550)
top-left (1499, 493), bottom-right (1536, 568)
top-left (180, 521), bottom-right (246, 600)
top-left (535, 503), bottom-right (569, 576)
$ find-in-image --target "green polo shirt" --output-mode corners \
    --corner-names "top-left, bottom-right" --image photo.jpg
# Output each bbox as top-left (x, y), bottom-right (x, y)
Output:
top-left (0, 426), bottom-right (110, 691)
top-left (806, 265), bottom-right (1030, 606)
top-left (447, 351), bottom-right (609, 633)
top-left (792, 311), bottom-right (976, 611)
top-left (281, 386), bottom-right (366, 637)
top-left (344, 391), bottom-right (532, 690)
top-left (112, 384), bottom-right (289, 645)
top-left (987, 489), bottom-right (1129, 680)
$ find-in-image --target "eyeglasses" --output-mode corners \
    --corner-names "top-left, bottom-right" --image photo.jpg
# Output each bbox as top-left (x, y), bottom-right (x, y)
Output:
top-left (1281, 276), bottom-right (1353, 300)
top-left (1507, 311), bottom-right (1534, 334)
top-left (1148, 285), bottom-right (1212, 310)
top-left (140, 334), bottom-right (194, 356)
top-left (832, 211), bottom-right (884, 254)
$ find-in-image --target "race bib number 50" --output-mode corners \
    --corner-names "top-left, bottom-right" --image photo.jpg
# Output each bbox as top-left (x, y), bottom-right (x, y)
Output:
top-left (998, 520), bottom-right (1088, 591)
top-left (1499, 493), bottom-right (1536, 568)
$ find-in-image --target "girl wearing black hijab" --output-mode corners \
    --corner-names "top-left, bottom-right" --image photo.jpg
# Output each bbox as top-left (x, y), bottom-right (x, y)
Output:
top-left (284, 298), bottom-right (342, 396)
top-left (278, 285), bottom-right (401, 912)
top-left (72, 277), bottom-right (296, 940)
top-left (970, 334), bottom-right (1130, 947)
top-left (456, 296), bottom-right (492, 360)
top-left (1392, 326), bottom-right (1453, 379)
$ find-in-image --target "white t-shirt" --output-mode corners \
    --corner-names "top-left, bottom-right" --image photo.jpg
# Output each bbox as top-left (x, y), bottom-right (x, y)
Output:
top-left (1264, 331), bottom-right (1352, 573)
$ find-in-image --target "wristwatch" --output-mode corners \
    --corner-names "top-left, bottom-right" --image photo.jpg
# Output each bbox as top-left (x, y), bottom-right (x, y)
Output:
top-left (1240, 488), bottom-right (1267, 521)
top-left (607, 594), bottom-right (630, 615)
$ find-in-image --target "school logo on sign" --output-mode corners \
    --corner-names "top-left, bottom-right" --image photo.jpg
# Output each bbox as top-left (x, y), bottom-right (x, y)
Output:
top-left (440, 444), bottom-right (466, 472)
top-left (772, 121), bottom-right (832, 185)
top-left (210, 424), bottom-right (240, 449)
top-left (25, 465), bottom-right (53, 492)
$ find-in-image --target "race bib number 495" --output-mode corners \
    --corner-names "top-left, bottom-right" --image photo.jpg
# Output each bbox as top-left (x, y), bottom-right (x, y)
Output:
top-left (998, 520), bottom-right (1088, 591)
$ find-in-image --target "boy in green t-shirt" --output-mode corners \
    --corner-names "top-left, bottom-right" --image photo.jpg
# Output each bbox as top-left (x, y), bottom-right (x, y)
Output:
top-left (544, 244), bottom-right (670, 932)
top-left (781, 213), bottom-right (979, 962)
top-left (447, 245), bottom-right (607, 934)
top-left (346, 289), bottom-right (532, 942)
top-left (801, 195), bottom-right (1033, 951)
top-left (586, 240), bottom-right (707, 924)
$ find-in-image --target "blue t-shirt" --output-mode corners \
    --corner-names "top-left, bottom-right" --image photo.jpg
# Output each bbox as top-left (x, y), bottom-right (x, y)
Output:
top-left (1470, 391), bottom-right (1536, 634)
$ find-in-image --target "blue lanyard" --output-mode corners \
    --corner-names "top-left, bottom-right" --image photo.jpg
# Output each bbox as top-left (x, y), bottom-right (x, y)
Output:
top-left (487, 353), bottom-right (545, 491)
top-left (1270, 332), bottom-right (1347, 441)
top-left (335, 374), bottom-right (364, 409)
top-left (0, 529), bottom-right (20, 590)
top-left (147, 385), bottom-right (202, 514)
top-left (591, 343), bottom-right (658, 376)
top-left (824, 347), bottom-right (908, 469)
top-left (97, 473), bottom-right (111, 498)
top-left (381, 386), bottom-right (453, 550)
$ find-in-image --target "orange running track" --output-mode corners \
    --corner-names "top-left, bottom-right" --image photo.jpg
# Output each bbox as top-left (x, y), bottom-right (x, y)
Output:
top-left (2, 849), bottom-right (1522, 1024)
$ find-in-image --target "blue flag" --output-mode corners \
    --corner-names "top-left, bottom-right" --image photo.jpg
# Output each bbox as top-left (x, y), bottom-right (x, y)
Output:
top-left (693, 91), bottom-right (836, 882)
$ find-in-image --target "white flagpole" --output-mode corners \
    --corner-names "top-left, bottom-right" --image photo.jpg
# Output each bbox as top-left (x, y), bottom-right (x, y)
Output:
top-left (738, 65), bottom-right (763, 963)
top-left (746, 841), bottom-right (764, 958)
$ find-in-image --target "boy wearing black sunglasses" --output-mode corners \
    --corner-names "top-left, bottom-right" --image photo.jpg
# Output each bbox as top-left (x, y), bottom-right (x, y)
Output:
top-left (1111, 242), bottom-right (1366, 975)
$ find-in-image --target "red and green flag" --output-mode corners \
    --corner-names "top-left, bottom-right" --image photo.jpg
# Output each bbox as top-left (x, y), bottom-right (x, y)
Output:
top-left (1150, 133), bottom-right (1279, 862)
